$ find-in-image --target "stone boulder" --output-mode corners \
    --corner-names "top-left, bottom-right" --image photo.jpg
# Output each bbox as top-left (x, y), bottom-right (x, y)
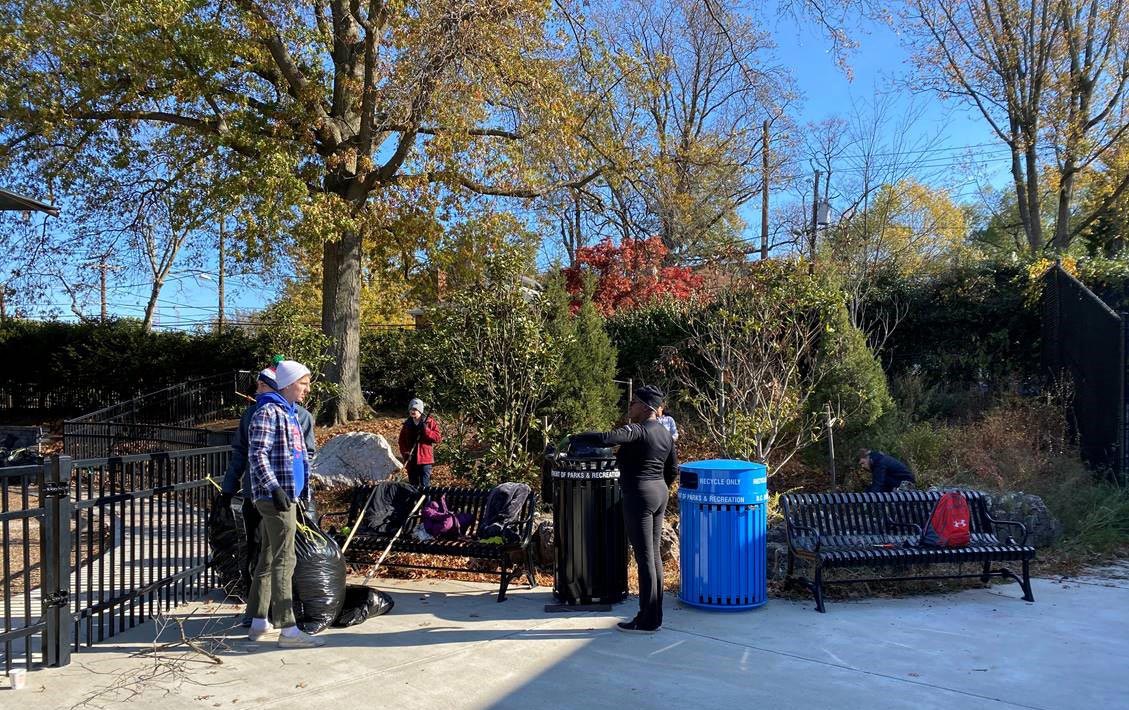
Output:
top-left (766, 522), bottom-right (787, 545)
top-left (766, 541), bottom-right (791, 581)
top-left (532, 514), bottom-right (555, 568)
top-left (660, 520), bottom-right (679, 564)
top-left (311, 432), bottom-right (402, 487)
top-left (983, 490), bottom-right (1063, 548)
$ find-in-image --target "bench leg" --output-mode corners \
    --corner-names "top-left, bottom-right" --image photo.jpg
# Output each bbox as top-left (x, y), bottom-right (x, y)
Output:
top-left (524, 552), bottom-right (537, 589)
top-left (498, 562), bottom-right (513, 602)
top-left (1020, 559), bottom-right (1034, 602)
top-left (812, 565), bottom-right (826, 613)
top-left (980, 559), bottom-right (992, 585)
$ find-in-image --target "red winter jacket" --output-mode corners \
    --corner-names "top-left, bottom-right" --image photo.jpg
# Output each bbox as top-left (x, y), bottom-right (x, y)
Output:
top-left (398, 415), bottom-right (442, 465)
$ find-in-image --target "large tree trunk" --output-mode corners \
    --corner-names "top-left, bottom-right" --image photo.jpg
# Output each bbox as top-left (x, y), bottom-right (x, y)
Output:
top-left (1054, 158), bottom-right (1077, 253)
top-left (141, 278), bottom-right (164, 332)
top-left (321, 228), bottom-right (368, 424)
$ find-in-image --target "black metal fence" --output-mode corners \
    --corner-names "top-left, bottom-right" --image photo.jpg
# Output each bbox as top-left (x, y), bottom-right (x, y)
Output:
top-left (63, 371), bottom-right (254, 458)
top-left (0, 380), bottom-right (143, 419)
top-left (0, 446), bottom-right (229, 672)
top-left (1043, 264), bottom-right (1128, 479)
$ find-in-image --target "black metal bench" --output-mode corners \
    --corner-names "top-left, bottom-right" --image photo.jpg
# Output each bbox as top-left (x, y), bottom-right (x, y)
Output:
top-left (321, 485), bottom-right (538, 602)
top-left (781, 490), bottom-right (1036, 613)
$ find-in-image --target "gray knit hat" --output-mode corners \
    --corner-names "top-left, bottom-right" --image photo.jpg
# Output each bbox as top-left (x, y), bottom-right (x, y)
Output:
top-left (408, 398), bottom-right (426, 414)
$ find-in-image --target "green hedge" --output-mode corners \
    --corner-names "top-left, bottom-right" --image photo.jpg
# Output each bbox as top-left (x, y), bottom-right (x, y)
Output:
top-left (359, 328), bottom-right (429, 410)
top-left (860, 262), bottom-right (1042, 388)
top-left (0, 320), bottom-right (266, 410)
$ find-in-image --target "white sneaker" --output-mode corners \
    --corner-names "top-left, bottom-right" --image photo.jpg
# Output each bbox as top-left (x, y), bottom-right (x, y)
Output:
top-left (278, 630), bottom-right (326, 649)
top-left (247, 623), bottom-right (276, 642)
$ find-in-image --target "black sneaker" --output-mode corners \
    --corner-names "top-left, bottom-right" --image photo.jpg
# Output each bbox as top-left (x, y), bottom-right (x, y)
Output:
top-left (616, 621), bottom-right (660, 634)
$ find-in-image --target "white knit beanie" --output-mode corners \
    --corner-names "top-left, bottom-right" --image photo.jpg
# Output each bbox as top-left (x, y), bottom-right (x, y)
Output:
top-left (273, 360), bottom-right (311, 390)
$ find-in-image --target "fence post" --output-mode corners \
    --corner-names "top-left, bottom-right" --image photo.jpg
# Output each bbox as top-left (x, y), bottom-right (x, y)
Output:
top-left (1122, 312), bottom-right (1128, 484)
top-left (42, 455), bottom-right (73, 667)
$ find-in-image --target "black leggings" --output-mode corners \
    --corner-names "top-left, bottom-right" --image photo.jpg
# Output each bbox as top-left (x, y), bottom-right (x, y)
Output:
top-left (241, 498), bottom-right (263, 586)
top-left (622, 480), bottom-right (668, 629)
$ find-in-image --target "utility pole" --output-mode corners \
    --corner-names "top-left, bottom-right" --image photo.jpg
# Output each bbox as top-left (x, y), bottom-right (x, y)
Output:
top-left (217, 215), bottom-right (226, 332)
top-left (98, 255), bottom-right (109, 322)
top-left (825, 402), bottom-right (837, 492)
top-left (761, 119), bottom-right (770, 260)
top-left (810, 170), bottom-right (821, 262)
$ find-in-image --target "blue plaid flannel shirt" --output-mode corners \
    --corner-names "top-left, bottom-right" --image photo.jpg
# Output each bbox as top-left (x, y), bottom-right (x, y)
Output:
top-left (248, 401), bottom-right (300, 501)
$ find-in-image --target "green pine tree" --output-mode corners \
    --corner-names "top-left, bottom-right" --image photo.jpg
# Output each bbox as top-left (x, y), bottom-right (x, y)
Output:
top-left (543, 271), bottom-right (621, 436)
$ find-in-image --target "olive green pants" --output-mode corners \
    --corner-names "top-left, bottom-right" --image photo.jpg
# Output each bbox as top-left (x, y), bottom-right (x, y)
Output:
top-left (247, 500), bottom-right (297, 628)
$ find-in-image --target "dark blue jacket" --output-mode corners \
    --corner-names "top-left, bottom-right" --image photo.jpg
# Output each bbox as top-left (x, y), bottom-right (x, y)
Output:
top-left (865, 451), bottom-right (914, 493)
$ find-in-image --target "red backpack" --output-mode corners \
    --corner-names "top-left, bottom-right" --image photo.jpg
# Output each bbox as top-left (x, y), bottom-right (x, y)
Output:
top-left (922, 492), bottom-right (971, 547)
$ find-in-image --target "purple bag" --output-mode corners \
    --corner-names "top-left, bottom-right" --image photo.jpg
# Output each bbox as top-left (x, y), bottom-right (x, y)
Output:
top-left (421, 495), bottom-right (472, 539)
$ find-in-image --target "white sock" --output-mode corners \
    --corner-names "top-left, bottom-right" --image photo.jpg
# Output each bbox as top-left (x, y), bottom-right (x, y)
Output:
top-left (280, 626), bottom-right (301, 638)
top-left (249, 618), bottom-right (270, 633)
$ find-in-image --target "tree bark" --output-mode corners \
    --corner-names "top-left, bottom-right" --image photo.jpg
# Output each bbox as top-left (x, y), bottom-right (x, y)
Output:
top-left (321, 226), bottom-right (368, 424)
top-left (141, 278), bottom-right (164, 332)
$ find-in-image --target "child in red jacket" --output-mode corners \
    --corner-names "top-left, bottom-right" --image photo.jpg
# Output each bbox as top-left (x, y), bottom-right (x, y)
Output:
top-left (398, 398), bottom-right (441, 488)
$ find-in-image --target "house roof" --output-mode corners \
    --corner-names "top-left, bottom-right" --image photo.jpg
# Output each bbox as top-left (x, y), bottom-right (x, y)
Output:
top-left (0, 189), bottom-right (59, 217)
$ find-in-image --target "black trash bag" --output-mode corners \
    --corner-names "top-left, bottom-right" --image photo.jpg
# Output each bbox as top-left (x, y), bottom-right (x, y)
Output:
top-left (207, 494), bottom-right (248, 597)
top-left (291, 507), bottom-right (347, 633)
top-left (333, 585), bottom-right (395, 627)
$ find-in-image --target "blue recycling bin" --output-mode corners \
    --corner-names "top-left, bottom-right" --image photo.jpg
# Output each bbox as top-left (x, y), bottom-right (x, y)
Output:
top-left (678, 459), bottom-right (768, 611)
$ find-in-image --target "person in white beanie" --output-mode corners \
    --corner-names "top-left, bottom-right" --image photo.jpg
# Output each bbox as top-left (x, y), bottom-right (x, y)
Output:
top-left (398, 398), bottom-right (441, 488)
top-left (245, 359), bottom-right (323, 648)
top-left (220, 360), bottom-right (318, 627)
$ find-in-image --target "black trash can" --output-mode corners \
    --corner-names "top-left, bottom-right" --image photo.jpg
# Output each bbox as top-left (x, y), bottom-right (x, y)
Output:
top-left (551, 448), bottom-right (628, 606)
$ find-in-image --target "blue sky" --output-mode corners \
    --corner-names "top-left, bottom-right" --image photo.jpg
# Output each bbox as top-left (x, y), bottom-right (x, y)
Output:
top-left (17, 9), bottom-right (1015, 327)
top-left (767, 8), bottom-right (1013, 192)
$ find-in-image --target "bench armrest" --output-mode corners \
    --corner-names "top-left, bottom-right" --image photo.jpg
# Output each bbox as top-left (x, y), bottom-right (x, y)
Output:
top-left (885, 521), bottom-right (923, 537)
top-left (879, 507), bottom-right (922, 538)
top-left (785, 519), bottom-right (821, 553)
top-left (516, 491), bottom-right (538, 548)
top-left (985, 514), bottom-right (1029, 546)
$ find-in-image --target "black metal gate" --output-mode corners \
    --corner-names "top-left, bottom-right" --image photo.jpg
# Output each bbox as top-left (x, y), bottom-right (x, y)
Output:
top-left (1, 460), bottom-right (71, 672)
top-left (1, 446), bottom-right (229, 672)
top-left (1043, 264), bottom-right (1127, 479)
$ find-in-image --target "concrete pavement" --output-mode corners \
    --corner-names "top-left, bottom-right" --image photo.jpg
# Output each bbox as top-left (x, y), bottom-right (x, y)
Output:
top-left (4, 569), bottom-right (1126, 710)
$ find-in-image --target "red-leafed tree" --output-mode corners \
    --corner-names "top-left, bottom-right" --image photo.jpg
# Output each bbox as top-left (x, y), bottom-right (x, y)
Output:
top-left (563, 237), bottom-right (703, 315)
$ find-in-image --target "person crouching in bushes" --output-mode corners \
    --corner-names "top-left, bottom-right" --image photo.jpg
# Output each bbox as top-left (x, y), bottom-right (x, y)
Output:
top-left (246, 360), bottom-right (324, 648)
top-left (858, 448), bottom-right (915, 493)
top-left (398, 398), bottom-right (441, 489)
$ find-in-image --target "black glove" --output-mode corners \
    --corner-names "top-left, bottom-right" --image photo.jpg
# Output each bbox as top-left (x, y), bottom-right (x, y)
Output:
top-left (270, 487), bottom-right (292, 513)
top-left (217, 491), bottom-right (233, 508)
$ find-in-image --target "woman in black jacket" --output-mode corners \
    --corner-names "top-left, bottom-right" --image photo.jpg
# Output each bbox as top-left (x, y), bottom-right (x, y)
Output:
top-left (571, 385), bottom-right (677, 633)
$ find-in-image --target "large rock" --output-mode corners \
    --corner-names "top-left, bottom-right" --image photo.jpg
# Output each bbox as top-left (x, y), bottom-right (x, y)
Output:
top-left (766, 522), bottom-right (787, 544)
top-left (766, 541), bottom-right (791, 581)
top-left (311, 432), bottom-right (402, 486)
top-left (984, 490), bottom-right (1063, 548)
top-left (532, 515), bottom-right (554, 568)
top-left (660, 520), bottom-right (679, 564)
